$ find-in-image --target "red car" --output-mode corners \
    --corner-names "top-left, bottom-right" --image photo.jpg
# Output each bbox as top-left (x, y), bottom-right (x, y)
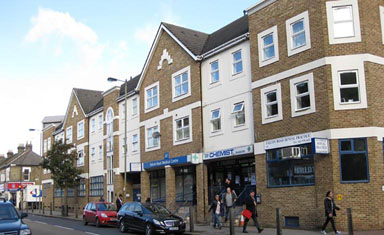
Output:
top-left (83, 202), bottom-right (118, 227)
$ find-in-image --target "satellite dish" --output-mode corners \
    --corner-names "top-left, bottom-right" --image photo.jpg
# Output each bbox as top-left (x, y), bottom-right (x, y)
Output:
top-left (152, 131), bottom-right (161, 138)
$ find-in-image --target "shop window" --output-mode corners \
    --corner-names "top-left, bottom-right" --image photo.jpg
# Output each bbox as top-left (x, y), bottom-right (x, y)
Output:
top-left (290, 73), bottom-right (316, 117)
top-left (267, 143), bottom-right (315, 187)
top-left (233, 102), bottom-right (245, 126)
top-left (232, 50), bottom-right (243, 75)
top-left (261, 83), bottom-right (282, 124)
top-left (172, 66), bottom-right (191, 102)
top-left (175, 166), bottom-right (196, 202)
top-left (339, 138), bottom-right (369, 183)
top-left (210, 60), bottom-right (219, 84)
top-left (286, 11), bottom-right (311, 56)
top-left (90, 176), bottom-right (104, 196)
top-left (210, 109), bottom-right (221, 132)
top-left (339, 70), bottom-right (359, 104)
top-left (258, 25), bottom-right (279, 67)
top-left (175, 117), bottom-right (190, 141)
top-left (78, 178), bottom-right (86, 197)
top-left (150, 170), bottom-right (166, 202)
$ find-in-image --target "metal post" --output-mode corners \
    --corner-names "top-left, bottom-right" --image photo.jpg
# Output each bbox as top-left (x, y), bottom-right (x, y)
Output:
top-left (230, 207), bottom-right (235, 235)
top-left (50, 203), bottom-right (52, 215)
top-left (123, 78), bottom-right (129, 200)
top-left (31, 203), bottom-right (34, 213)
top-left (75, 204), bottom-right (78, 218)
top-left (276, 208), bottom-right (282, 235)
top-left (42, 203), bottom-right (45, 214)
top-left (347, 208), bottom-right (354, 235)
top-left (189, 206), bottom-right (195, 232)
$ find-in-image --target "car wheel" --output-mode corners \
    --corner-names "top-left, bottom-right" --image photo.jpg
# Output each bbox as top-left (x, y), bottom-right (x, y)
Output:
top-left (83, 216), bottom-right (88, 225)
top-left (119, 221), bottom-right (128, 233)
top-left (96, 218), bottom-right (101, 227)
top-left (145, 223), bottom-right (153, 235)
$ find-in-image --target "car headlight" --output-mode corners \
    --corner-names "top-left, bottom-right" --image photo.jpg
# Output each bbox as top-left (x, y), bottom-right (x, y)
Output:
top-left (153, 219), bottom-right (165, 226)
top-left (100, 213), bottom-right (108, 218)
top-left (20, 229), bottom-right (31, 235)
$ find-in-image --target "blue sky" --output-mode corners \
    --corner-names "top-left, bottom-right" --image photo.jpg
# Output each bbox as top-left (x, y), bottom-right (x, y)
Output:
top-left (0, 0), bottom-right (259, 155)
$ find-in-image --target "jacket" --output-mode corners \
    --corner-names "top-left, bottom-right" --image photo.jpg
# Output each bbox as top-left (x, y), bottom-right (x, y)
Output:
top-left (221, 191), bottom-right (237, 206)
top-left (116, 198), bottom-right (122, 210)
top-left (245, 195), bottom-right (258, 217)
top-left (209, 200), bottom-right (224, 216)
top-left (324, 197), bottom-right (340, 217)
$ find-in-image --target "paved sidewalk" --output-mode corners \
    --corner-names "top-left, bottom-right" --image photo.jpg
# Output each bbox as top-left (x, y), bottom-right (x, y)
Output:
top-left (27, 210), bottom-right (82, 221)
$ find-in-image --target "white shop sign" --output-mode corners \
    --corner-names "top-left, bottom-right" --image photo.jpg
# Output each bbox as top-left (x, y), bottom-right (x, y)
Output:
top-left (312, 138), bottom-right (330, 154)
top-left (265, 133), bottom-right (312, 150)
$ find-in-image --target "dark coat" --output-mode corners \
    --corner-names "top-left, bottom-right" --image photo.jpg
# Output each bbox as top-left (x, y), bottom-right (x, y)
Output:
top-left (245, 195), bottom-right (258, 217)
top-left (116, 198), bottom-right (122, 210)
top-left (324, 197), bottom-right (340, 217)
top-left (209, 200), bottom-right (224, 216)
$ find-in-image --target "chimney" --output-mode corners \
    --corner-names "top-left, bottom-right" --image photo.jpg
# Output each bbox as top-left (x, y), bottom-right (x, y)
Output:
top-left (26, 142), bottom-right (32, 151)
top-left (7, 150), bottom-right (13, 158)
top-left (17, 144), bottom-right (25, 154)
top-left (0, 154), bottom-right (5, 162)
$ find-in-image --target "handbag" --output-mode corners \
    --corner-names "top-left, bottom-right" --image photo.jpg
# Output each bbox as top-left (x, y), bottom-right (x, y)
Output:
top-left (242, 209), bottom-right (252, 219)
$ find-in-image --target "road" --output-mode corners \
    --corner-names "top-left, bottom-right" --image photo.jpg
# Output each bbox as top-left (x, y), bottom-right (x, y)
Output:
top-left (23, 214), bottom-right (122, 235)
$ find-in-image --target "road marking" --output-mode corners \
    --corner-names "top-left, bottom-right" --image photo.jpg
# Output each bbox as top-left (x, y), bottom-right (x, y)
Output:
top-left (34, 221), bottom-right (48, 225)
top-left (54, 225), bottom-right (74, 230)
top-left (85, 232), bottom-right (100, 235)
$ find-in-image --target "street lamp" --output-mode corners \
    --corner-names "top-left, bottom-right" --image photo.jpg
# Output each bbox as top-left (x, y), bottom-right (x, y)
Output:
top-left (107, 76), bottom-right (131, 201)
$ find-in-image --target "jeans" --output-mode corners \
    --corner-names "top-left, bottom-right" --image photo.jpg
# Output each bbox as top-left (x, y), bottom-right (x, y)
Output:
top-left (213, 213), bottom-right (222, 228)
top-left (322, 216), bottom-right (337, 232)
top-left (225, 206), bottom-right (232, 220)
top-left (243, 215), bottom-right (261, 231)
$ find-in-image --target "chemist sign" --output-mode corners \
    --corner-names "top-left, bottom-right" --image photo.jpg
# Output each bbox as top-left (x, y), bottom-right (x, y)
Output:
top-left (203, 145), bottom-right (253, 160)
top-left (312, 138), bottom-right (330, 154)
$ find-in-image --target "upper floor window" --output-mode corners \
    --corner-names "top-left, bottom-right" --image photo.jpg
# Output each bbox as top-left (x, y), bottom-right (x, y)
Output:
top-left (132, 98), bottom-right (138, 116)
top-left (91, 118), bottom-right (96, 133)
top-left (326, 0), bottom-right (361, 44)
top-left (339, 70), bottom-right (359, 104)
top-left (339, 138), bottom-right (369, 183)
top-left (290, 73), bottom-right (316, 117)
top-left (132, 134), bottom-right (138, 152)
top-left (91, 147), bottom-right (95, 162)
top-left (286, 11), bottom-right (311, 56)
top-left (23, 168), bottom-right (30, 181)
top-left (233, 102), bottom-right (245, 126)
top-left (98, 114), bottom-right (103, 130)
top-left (147, 126), bottom-right (159, 149)
top-left (210, 60), bottom-right (219, 84)
top-left (380, 6), bottom-right (384, 44)
top-left (261, 83), bottom-right (282, 124)
top-left (106, 108), bottom-right (114, 152)
top-left (77, 120), bottom-right (84, 140)
top-left (211, 109), bottom-right (221, 132)
top-left (145, 82), bottom-right (159, 111)
top-left (172, 66), bottom-right (191, 102)
top-left (175, 117), bottom-right (190, 141)
top-left (66, 126), bottom-right (72, 143)
top-left (77, 150), bottom-right (84, 167)
top-left (232, 51), bottom-right (243, 75)
top-left (258, 26), bottom-right (279, 67)
top-left (44, 139), bottom-right (48, 153)
top-left (98, 145), bottom-right (103, 161)
top-left (47, 137), bottom-right (51, 151)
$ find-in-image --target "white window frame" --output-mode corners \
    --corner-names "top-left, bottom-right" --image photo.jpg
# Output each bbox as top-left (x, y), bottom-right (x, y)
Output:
top-left (232, 50), bottom-right (243, 75)
top-left (132, 98), bottom-right (138, 116)
top-left (232, 102), bottom-right (246, 127)
top-left (290, 73), bottom-right (316, 117)
top-left (91, 147), bottom-right (96, 162)
top-left (146, 125), bottom-right (160, 151)
top-left (258, 26), bottom-right (279, 67)
top-left (22, 167), bottom-right (31, 181)
top-left (326, 0), bottom-right (361, 44)
top-left (210, 109), bottom-right (222, 133)
top-left (77, 120), bottom-right (84, 140)
top-left (286, 11), bottom-right (311, 56)
top-left (47, 137), bottom-right (51, 151)
top-left (132, 134), bottom-right (138, 152)
top-left (338, 70), bottom-right (360, 103)
top-left (66, 126), bottom-right (72, 144)
top-left (91, 118), bottom-right (96, 133)
top-left (380, 6), bottom-right (384, 44)
top-left (98, 114), bottom-right (103, 130)
top-left (44, 139), bottom-right (48, 153)
top-left (210, 60), bottom-right (220, 84)
top-left (144, 81), bottom-right (160, 113)
top-left (77, 150), bottom-right (84, 167)
top-left (98, 145), bottom-right (103, 161)
top-left (174, 116), bottom-right (192, 145)
top-left (172, 66), bottom-right (191, 102)
top-left (261, 83), bottom-right (283, 124)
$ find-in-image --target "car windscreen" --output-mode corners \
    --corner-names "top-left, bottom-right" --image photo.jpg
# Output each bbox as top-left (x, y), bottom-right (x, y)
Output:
top-left (143, 204), bottom-right (171, 215)
top-left (96, 203), bottom-right (116, 211)
top-left (0, 204), bottom-right (19, 220)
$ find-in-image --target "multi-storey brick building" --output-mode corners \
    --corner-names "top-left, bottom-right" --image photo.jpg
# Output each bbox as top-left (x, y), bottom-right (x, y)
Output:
top-left (247, 0), bottom-right (384, 230)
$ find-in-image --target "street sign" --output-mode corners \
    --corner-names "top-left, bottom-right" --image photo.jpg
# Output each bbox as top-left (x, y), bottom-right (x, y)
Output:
top-left (191, 153), bottom-right (202, 164)
top-left (337, 194), bottom-right (342, 201)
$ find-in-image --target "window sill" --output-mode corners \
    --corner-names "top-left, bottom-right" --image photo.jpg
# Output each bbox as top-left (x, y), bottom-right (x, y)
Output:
top-left (208, 81), bottom-right (222, 90)
top-left (340, 180), bottom-right (369, 184)
top-left (267, 183), bottom-right (315, 188)
top-left (145, 145), bottom-right (160, 152)
top-left (174, 138), bottom-right (192, 146)
top-left (210, 130), bottom-right (224, 137)
top-left (232, 124), bottom-right (247, 133)
top-left (172, 93), bottom-right (191, 103)
top-left (144, 105), bottom-right (160, 114)
top-left (230, 71), bottom-right (246, 81)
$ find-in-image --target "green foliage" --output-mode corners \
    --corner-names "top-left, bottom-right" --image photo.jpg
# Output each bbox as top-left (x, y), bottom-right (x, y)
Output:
top-left (41, 140), bottom-right (82, 189)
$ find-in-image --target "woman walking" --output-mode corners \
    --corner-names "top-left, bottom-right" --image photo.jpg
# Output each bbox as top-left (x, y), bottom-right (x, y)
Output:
top-left (208, 194), bottom-right (224, 229)
top-left (321, 191), bottom-right (341, 235)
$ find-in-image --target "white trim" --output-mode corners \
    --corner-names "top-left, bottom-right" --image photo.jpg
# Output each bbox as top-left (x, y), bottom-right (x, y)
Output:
top-left (22, 167), bottom-right (31, 181)
top-left (232, 50), bottom-right (244, 76)
top-left (66, 126), bottom-right (73, 144)
top-left (144, 81), bottom-right (160, 113)
top-left (380, 6), bottom-right (384, 44)
top-left (42, 179), bottom-right (53, 184)
top-left (246, 0), bottom-right (277, 15)
top-left (258, 25), bottom-right (279, 67)
top-left (80, 173), bottom-right (89, 179)
top-left (157, 49), bottom-right (173, 70)
top-left (326, 0), bottom-right (361, 44)
top-left (286, 11), bottom-right (311, 57)
top-left (201, 33), bottom-right (249, 59)
top-left (172, 66), bottom-right (191, 102)
top-left (102, 86), bottom-right (120, 97)
top-left (77, 120), bottom-right (85, 140)
top-left (289, 73), bottom-right (316, 117)
top-left (260, 83), bottom-right (282, 124)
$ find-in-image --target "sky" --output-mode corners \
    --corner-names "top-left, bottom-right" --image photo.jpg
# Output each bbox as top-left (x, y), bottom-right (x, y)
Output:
top-left (0, 0), bottom-right (259, 155)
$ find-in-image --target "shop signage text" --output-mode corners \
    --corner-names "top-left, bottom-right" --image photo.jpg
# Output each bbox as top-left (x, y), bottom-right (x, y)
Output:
top-left (143, 155), bottom-right (190, 169)
top-left (265, 133), bottom-right (312, 150)
top-left (203, 145), bottom-right (253, 160)
top-left (312, 138), bottom-right (330, 154)
top-left (7, 182), bottom-right (35, 192)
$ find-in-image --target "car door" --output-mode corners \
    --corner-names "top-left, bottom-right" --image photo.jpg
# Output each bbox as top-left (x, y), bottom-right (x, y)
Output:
top-left (89, 203), bottom-right (97, 223)
top-left (84, 203), bottom-right (90, 220)
top-left (121, 203), bottom-right (134, 229)
top-left (131, 203), bottom-right (145, 231)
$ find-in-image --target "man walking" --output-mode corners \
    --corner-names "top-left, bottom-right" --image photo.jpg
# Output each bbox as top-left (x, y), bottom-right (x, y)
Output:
top-left (243, 190), bottom-right (263, 233)
top-left (222, 187), bottom-right (237, 222)
top-left (116, 194), bottom-right (123, 212)
top-left (321, 191), bottom-right (341, 235)
top-left (208, 194), bottom-right (224, 229)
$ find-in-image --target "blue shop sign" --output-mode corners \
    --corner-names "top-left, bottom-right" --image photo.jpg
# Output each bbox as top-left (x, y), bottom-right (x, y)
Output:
top-left (203, 145), bottom-right (253, 161)
top-left (143, 154), bottom-right (191, 169)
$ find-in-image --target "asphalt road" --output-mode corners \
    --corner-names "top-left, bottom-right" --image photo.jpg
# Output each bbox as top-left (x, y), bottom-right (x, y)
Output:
top-left (23, 214), bottom-right (124, 235)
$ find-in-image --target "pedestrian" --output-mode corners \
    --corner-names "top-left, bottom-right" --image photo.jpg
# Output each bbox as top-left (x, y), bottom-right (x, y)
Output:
top-left (321, 191), bottom-right (341, 235)
top-left (224, 178), bottom-right (234, 191)
top-left (242, 190), bottom-right (263, 233)
top-left (99, 196), bottom-right (105, 202)
top-left (145, 197), bottom-right (151, 203)
top-left (116, 194), bottom-right (123, 212)
top-left (222, 187), bottom-right (237, 222)
top-left (208, 194), bottom-right (224, 229)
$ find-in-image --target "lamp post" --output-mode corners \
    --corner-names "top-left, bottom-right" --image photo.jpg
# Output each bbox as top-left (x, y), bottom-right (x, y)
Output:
top-left (107, 77), bottom-right (130, 201)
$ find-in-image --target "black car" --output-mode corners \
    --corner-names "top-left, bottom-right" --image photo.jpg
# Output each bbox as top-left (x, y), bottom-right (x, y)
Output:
top-left (117, 202), bottom-right (185, 235)
top-left (0, 202), bottom-right (31, 235)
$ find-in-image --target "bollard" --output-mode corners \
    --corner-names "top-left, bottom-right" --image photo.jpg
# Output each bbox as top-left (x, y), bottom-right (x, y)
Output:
top-left (31, 203), bottom-right (34, 213)
top-left (276, 208), bottom-right (282, 235)
top-left (50, 203), bottom-right (52, 215)
top-left (75, 204), bottom-right (78, 218)
top-left (347, 208), bottom-right (354, 235)
top-left (26, 203), bottom-right (28, 213)
top-left (42, 203), bottom-right (45, 214)
top-left (189, 206), bottom-right (194, 232)
top-left (229, 207), bottom-right (235, 235)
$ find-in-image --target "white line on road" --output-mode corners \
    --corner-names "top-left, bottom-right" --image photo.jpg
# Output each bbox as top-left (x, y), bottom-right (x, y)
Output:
top-left (85, 232), bottom-right (100, 235)
top-left (54, 225), bottom-right (74, 230)
top-left (34, 221), bottom-right (48, 225)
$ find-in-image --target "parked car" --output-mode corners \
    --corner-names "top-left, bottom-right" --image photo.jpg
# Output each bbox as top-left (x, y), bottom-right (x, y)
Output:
top-left (0, 201), bottom-right (31, 234)
top-left (117, 202), bottom-right (186, 235)
top-left (83, 202), bottom-right (118, 227)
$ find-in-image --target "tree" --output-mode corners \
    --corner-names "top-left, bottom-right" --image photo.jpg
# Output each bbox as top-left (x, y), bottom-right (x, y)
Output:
top-left (41, 140), bottom-right (82, 216)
